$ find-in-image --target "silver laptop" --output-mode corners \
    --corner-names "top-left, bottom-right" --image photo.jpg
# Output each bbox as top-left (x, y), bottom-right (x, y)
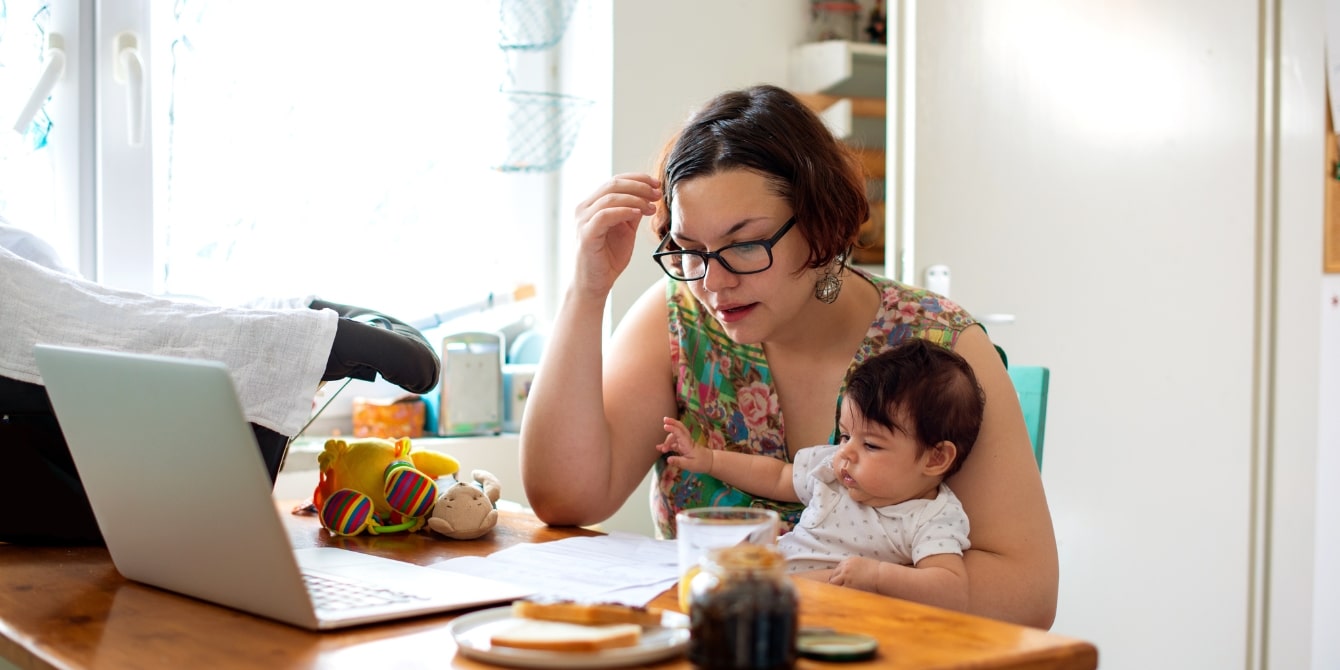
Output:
top-left (33, 343), bottom-right (534, 630)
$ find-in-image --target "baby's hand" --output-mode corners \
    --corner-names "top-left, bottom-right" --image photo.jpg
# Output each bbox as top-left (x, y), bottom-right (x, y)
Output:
top-left (829, 556), bottom-right (880, 592)
top-left (657, 417), bottom-right (714, 474)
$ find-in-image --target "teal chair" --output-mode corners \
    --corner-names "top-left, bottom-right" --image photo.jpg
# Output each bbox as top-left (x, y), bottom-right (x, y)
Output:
top-left (1006, 366), bottom-right (1050, 469)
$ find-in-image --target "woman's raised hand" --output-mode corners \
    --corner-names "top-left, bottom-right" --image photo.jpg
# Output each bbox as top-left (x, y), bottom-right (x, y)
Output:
top-left (570, 173), bottom-right (662, 296)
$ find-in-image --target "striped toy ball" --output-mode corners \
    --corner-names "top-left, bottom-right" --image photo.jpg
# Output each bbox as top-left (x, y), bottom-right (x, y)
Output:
top-left (384, 461), bottom-right (438, 518)
top-left (320, 489), bottom-right (373, 536)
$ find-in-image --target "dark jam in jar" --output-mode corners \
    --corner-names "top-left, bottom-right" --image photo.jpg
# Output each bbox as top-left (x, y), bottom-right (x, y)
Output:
top-left (688, 544), bottom-right (797, 670)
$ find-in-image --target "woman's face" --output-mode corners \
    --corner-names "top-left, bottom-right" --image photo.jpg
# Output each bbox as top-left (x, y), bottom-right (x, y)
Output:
top-left (667, 169), bottom-right (813, 345)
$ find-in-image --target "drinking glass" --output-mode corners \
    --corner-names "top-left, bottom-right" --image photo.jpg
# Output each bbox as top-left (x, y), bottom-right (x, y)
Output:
top-left (675, 506), bottom-right (779, 610)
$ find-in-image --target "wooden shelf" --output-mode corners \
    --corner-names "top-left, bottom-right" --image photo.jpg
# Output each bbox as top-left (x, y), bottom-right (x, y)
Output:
top-left (789, 40), bottom-right (888, 99)
top-left (793, 92), bottom-right (887, 118)
top-left (790, 40), bottom-right (889, 267)
top-left (790, 41), bottom-right (887, 146)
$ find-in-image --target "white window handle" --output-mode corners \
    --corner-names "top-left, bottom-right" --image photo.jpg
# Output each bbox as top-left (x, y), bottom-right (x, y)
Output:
top-left (12, 34), bottom-right (66, 136)
top-left (113, 32), bottom-right (146, 147)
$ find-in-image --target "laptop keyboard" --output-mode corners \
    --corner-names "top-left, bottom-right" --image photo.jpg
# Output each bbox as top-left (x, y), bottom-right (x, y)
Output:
top-left (303, 572), bottom-right (428, 612)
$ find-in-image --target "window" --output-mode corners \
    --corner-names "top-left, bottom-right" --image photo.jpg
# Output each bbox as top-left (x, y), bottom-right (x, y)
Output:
top-left (0, 0), bottom-right (58, 242)
top-left (2, 0), bottom-right (580, 326)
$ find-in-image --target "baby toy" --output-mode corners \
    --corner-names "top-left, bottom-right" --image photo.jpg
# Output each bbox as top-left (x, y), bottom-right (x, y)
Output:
top-left (313, 437), bottom-right (459, 536)
top-left (426, 469), bottom-right (502, 540)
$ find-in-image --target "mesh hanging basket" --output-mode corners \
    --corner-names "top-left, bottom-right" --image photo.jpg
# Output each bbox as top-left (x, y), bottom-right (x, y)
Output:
top-left (498, 0), bottom-right (578, 51)
top-left (492, 90), bottom-right (593, 173)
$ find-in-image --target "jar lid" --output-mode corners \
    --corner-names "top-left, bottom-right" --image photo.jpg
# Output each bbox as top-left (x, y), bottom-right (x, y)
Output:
top-left (797, 630), bottom-right (879, 662)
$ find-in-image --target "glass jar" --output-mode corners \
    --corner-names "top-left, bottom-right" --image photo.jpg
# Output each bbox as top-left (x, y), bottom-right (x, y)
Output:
top-left (687, 543), bottom-right (798, 670)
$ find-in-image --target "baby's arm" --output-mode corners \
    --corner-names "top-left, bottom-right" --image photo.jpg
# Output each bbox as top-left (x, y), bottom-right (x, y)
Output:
top-left (657, 418), bottom-right (799, 502)
top-left (827, 554), bottom-right (969, 612)
top-left (657, 417), bottom-right (716, 472)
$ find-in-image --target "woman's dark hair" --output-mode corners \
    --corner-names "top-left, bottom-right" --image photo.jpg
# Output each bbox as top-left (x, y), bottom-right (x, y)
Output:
top-left (844, 338), bottom-right (986, 477)
top-left (654, 84), bottom-right (870, 270)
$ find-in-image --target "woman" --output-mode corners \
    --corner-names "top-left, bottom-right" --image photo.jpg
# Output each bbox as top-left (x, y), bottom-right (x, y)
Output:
top-left (519, 84), bottom-right (1058, 627)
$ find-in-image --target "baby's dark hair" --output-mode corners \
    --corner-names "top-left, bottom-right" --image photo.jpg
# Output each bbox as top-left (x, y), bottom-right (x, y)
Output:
top-left (843, 338), bottom-right (986, 477)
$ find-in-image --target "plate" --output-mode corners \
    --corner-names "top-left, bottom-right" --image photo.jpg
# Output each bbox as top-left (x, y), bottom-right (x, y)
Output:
top-left (447, 605), bottom-right (690, 669)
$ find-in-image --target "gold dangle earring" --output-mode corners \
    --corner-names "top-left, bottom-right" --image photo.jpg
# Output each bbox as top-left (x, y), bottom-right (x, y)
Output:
top-left (813, 254), bottom-right (845, 304)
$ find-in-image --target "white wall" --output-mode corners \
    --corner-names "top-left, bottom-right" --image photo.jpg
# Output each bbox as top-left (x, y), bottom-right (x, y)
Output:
top-left (1317, 275), bottom-right (1340, 668)
top-left (1271, 4), bottom-right (1326, 665)
top-left (904, 1), bottom-right (1323, 668)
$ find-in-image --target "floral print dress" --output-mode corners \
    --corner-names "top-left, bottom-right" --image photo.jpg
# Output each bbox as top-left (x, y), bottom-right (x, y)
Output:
top-left (653, 267), bottom-right (978, 539)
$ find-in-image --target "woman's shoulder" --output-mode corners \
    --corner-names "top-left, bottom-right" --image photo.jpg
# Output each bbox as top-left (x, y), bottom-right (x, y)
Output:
top-left (851, 267), bottom-right (978, 335)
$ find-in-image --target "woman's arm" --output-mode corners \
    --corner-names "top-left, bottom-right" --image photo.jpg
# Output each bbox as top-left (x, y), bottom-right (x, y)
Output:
top-left (520, 174), bottom-right (677, 527)
top-left (948, 326), bottom-right (1060, 628)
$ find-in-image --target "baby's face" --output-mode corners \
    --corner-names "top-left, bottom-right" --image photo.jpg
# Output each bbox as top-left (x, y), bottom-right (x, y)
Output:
top-left (832, 401), bottom-right (942, 507)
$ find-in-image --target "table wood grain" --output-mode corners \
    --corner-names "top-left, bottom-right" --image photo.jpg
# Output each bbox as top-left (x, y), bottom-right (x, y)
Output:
top-left (0, 502), bottom-right (1097, 669)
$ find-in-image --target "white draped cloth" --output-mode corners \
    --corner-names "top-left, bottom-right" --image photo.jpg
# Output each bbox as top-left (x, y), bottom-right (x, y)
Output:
top-left (0, 244), bottom-right (336, 437)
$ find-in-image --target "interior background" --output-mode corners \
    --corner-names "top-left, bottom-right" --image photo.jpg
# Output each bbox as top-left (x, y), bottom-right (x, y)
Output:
top-left (549, 2), bottom-right (1334, 669)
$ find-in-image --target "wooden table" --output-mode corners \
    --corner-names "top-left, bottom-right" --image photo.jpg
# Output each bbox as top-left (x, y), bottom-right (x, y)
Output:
top-left (0, 503), bottom-right (1097, 669)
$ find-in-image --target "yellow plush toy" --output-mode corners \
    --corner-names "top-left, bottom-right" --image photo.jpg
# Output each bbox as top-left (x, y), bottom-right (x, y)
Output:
top-left (313, 437), bottom-right (459, 536)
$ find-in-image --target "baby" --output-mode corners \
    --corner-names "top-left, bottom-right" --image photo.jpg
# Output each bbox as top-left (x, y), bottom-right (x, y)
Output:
top-left (659, 338), bottom-right (985, 608)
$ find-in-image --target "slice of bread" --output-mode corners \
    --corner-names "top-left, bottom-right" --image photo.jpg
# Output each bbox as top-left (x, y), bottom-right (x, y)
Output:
top-left (511, 598), bottom-right (665, 628)
top-left (489, 619), bottom-right (642, 652)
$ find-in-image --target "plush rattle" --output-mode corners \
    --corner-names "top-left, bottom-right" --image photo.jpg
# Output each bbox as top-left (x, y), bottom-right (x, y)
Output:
top-left (426, 469), bottom-right (502, 540)
top-left (313, 437), bottom-right (460, 536)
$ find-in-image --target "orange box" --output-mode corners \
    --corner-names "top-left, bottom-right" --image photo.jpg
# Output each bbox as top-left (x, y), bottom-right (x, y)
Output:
top-left (352, 396), bottom-right (426, 439)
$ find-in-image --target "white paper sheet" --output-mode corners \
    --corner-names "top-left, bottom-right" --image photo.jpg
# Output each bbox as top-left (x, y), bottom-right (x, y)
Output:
top-left (430, 532), bottom-right (680, 606)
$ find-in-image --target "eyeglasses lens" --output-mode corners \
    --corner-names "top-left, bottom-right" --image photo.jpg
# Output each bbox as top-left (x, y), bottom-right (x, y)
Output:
top-left (655, 216), bottom-right (793, 281)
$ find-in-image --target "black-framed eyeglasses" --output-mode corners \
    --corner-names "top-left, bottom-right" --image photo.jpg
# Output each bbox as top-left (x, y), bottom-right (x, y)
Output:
top-left (652, 217), bottom-right (797, 281)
